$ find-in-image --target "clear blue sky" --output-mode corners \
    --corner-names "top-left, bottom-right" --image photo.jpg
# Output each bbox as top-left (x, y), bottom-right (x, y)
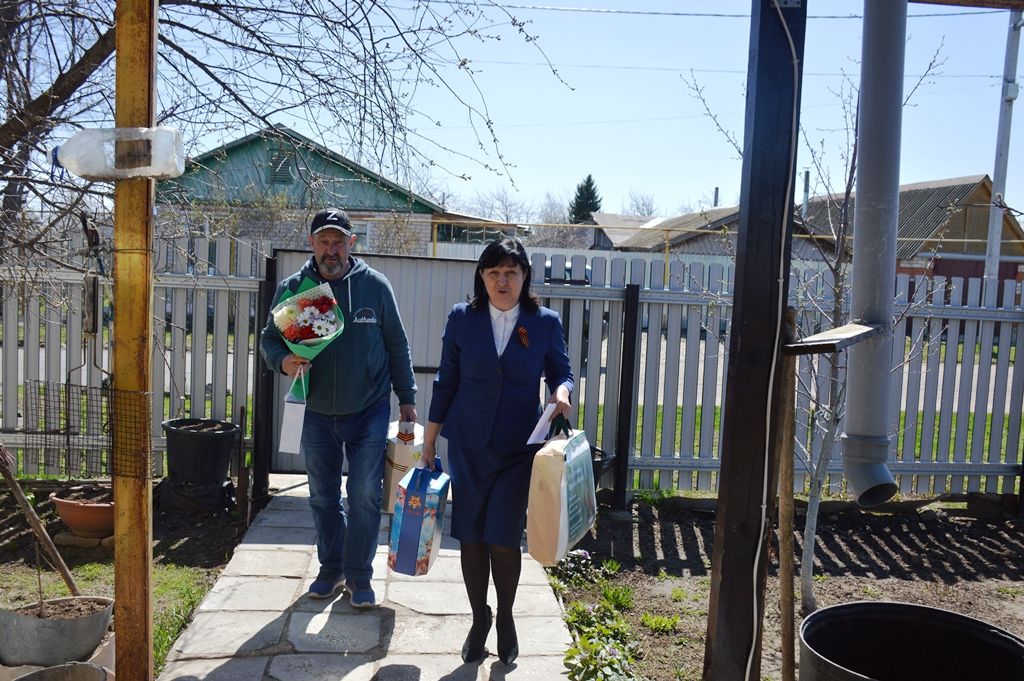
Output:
top-left (378, 1), bottom-right (1023, 218)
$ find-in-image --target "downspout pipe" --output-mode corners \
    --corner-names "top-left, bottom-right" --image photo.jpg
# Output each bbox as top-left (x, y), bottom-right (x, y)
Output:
top-left (841, 0), bottom-right (904, 507)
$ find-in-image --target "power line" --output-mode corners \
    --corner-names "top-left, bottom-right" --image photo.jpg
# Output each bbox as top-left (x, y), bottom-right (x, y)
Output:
top-left (472, 59), bottom-right (1001, 79)
top-left (419, 1), bottom-right (1002, 20)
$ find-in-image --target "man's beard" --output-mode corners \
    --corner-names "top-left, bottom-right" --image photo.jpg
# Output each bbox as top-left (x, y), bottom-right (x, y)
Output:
top-left (318, 256), bottom-right (344, 277)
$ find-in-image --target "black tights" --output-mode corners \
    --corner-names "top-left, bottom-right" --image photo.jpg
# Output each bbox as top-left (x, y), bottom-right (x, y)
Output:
top-left (461, 542), bottom-right (521, 662)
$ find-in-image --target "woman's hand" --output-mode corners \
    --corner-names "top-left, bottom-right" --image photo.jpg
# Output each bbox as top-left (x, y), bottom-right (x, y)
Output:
top-left (421, 440), bottom-right (437, 470)
top-left (549, 384), bottom-right (572, 420)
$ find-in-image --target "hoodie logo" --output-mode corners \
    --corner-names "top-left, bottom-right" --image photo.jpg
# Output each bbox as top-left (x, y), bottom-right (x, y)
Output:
top-left (353, 307), bottom-right (378, 324)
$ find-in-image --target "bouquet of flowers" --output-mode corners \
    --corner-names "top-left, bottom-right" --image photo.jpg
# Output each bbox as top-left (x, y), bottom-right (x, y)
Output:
top-left (271, 278), bottom-right (345, 398)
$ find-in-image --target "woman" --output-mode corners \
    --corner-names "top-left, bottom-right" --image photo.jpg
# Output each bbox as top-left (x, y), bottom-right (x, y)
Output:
top-left (421, 237), bottom-right (573, 665)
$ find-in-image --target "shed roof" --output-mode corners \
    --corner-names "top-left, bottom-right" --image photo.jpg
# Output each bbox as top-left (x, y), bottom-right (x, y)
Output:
top-left (618, 206), bottom-right (739, 250)
top-left (591, 212), bottom-right (662, 248)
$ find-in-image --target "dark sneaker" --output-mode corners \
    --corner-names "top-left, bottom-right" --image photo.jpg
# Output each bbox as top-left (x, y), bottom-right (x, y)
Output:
top-left (308, 573), bottom-right (345, 599)
top-left (348, 580), bottom-right (376, 608)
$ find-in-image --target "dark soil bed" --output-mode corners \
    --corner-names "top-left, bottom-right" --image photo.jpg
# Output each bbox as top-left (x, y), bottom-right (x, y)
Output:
top-left (567, 499), bottom-right (1024, 680)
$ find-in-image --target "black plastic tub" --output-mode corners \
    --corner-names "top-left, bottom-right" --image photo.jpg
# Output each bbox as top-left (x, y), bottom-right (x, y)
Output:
top-left (800, 601), bottom-right (1024, 680)
top-left (162, 418), bottom-right (240, 484)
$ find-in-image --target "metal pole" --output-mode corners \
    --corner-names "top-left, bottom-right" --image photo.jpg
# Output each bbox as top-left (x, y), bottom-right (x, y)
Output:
top-left (112, 2), bottom-right (157, 679)
top-left (613, 283), bottom-right (640, 511)
top-left (841, 0), bottom-right (904, 508)
top-left (983, 10), bottom-right (1022, 307)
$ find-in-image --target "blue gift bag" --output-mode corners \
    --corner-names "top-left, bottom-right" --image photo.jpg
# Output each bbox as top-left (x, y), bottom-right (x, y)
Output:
top-left (387, 460), bottom-right (451, 576)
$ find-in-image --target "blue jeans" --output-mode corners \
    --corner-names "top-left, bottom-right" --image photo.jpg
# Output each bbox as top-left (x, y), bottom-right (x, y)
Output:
top-left (302, 397), bottom-right (389, 582)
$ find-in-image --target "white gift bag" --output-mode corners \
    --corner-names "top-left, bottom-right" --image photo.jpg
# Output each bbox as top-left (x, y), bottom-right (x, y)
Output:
top-left (278, 368), bottom-right (306, 454)
top-left (383, 421), bottom-right (424, 513)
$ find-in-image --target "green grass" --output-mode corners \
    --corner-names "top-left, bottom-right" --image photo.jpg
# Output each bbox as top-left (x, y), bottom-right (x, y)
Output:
top-left (153, 564), bottom-right (210, 674)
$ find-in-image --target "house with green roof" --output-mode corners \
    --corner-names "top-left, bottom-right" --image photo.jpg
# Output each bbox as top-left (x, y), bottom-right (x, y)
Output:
top-left (157, 125), bottom-right (500, 254)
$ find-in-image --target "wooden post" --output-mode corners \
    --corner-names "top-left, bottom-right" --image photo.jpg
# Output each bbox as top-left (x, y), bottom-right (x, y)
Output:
top-left (113, 2), bottom-right (157, 679)
top-left (703, 2), bottom-right (806, 680)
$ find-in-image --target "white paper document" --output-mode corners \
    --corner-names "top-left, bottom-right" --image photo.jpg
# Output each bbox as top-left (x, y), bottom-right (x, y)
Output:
top-left (527, 403), bottom-right (557, 445)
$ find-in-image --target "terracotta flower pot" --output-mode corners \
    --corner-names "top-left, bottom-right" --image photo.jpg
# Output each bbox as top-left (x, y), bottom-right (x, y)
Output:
top-left (50, 486), bottom-right (114, 538)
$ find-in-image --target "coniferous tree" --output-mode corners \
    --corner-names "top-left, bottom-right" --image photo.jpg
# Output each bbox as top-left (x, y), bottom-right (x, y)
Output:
top-left (567, 174), bottom-right (602, 224)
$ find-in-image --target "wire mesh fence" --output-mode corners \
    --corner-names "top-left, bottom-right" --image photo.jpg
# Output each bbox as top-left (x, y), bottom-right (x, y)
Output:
top-left (17, 380), bottom-right (152, 479)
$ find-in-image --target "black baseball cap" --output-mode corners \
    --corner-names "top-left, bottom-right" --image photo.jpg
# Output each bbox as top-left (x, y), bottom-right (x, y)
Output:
top-left (310, 208), bottom-right (353, 236)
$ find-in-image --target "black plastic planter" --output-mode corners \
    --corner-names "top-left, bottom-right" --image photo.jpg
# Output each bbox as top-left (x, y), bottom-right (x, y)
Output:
top-left (162, 418), bottom-right (239, 485)
top-left (800, 601), bottom-right (1024, 680)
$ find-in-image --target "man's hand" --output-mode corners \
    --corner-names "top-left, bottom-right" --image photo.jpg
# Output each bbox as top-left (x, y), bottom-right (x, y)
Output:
top-left (399, 404), bottom-right (417, 424)
top-left (281, 354), bottom-right (309, 378)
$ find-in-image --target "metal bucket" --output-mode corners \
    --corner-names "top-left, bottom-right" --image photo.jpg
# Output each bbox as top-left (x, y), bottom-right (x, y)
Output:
top-left (800, 601), bottom-right (1024, 680)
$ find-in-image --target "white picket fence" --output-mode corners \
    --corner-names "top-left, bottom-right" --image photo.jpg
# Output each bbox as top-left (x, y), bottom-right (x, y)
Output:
top-left (1, 238), bottom-right (1021, 497)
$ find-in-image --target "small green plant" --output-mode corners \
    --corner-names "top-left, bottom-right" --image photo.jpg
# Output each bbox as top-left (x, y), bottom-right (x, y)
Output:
top-left (602, 584), bottom-right (634, 611)
top-left (565, 634), bottom-right (639, 681)
top-left (657, 567), bottom-right (670, 581)
top-left (633, 488), bottom-right (675, 506)
top-left (551, 549), bottom-right (601, 586)
top-left (996, 585), bottom-right (1024, 598)
top-left (861, 585), bottom-right (882, 599)
top-left (549, 574), bottom-right (567, 597)
top-left (640, 612), bottom-right (679, 633)
top-left (813, 573), bottom-right (829, 584)
top-left (671, 587), bottom-right (701, 603)
top-left (602, 558), bottom-right (621, 576)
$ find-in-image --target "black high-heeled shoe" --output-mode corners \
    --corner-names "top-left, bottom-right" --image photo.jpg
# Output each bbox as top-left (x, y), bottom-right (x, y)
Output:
top-left (461, 605), bottom-right (493, 663)
top-left (497, 611), bottom-right (518, 665)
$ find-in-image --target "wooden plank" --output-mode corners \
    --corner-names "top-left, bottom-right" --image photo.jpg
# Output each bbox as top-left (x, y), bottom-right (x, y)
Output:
top-left (1002, 282), bottom-right (1024, 493)
top-left (232, 241), bottom-right (255, 428)
top-left (638, 259), bottom-right (664, 490)
top-left (190, 237), bottom-right (210, 418)
top-left (169, 238), bottom-right (189, 421)
top-left (889, 276), bottom-right (910, 484)
top-left (918, 279), bottom-right (945, 494)
top-left (583, 257), bottom-right (607, 447)
top-left (210, 239), bottom-right (232, 420)
top-left (679, 262), bottom-right (704, 492)
top-left (601, 259), bottom-right (627, 455)
top-left (987, 280), bottom-right (1017, 492)
top-left (899, 277), bottom-right (928, 495)
top-left (716, 266), bottom-right (732, 489)
top-left (566, 255), bottom-right (588, 425)
top-left (659, 260), bottom-right (685, 491)
top-left (698, 263), bottom-right (724, 492)
top-left (935, 277), bottom-right (961, 494)
top-left (951, 277), bottom-right (981, 492)
top-left (970, 276), bottom-right (997, 493)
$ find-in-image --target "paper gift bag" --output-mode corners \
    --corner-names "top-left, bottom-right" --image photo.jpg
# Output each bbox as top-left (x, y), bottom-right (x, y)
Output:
top-left (278, 369), bottom-right (305, 454)
top-left (387, 461), bottom-right (451, 576)
top-left (383, 421), bottom-right (423, 513)
top-left (526, 417), bottom-right (597, 566)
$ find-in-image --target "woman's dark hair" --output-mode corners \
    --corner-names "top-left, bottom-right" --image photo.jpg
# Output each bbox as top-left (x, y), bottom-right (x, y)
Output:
top-left (469, 237), bottom-right (539, 311)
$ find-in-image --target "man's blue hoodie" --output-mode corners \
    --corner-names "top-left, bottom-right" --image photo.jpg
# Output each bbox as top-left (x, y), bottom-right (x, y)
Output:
top-left (260, 255), bottom-right (416, 416)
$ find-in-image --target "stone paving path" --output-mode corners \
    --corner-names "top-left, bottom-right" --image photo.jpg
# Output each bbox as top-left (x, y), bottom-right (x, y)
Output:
top-left (157, 475), bottom-right (572, 680)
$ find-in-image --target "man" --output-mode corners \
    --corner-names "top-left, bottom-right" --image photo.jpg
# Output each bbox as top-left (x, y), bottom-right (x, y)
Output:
top-left (260, 208), bottom-right (417, 607)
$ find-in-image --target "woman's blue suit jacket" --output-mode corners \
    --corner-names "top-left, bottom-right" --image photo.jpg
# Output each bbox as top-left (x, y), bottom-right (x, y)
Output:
top-left (429, 302), bottom-right (574, 454)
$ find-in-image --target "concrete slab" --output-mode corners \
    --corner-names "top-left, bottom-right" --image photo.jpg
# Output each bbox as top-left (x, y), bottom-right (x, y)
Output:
top-left (373, 655), bottom-right (484, 681)
top-left (263, 495), bottom-right (309, 511)
top-left (286, 610), bottom-right (382, 653)
top-left (198, 576), bottom-right (304, 612)
top-left (481, 655), bottom-right (568, 679)
top-left (155, 656), bottom-right (271, 681)
top-left (387, 614), bottom-right (473, 654)
top-left (222, 549), bottom-right (311, 578)
top-left (267, 653), bottom-right (376, 681)
top-left (238, 525), bottom-right (316, 551)
top-left (293, 575), bottom-right (385, 611)
top-left (171, 610), bottom-right (287, 657)
top-left (250, 510), bottom-right (315, 529)
top-left (385, 554), bottom-right (463, 583)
